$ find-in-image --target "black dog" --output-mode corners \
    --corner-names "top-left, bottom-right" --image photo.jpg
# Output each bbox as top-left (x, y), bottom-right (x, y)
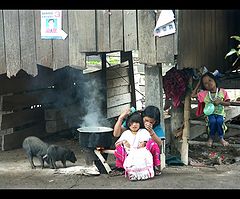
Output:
top-left (22, 136), bottom-right (49, 169)
top-left (47, 145), bottom-right (77, 169)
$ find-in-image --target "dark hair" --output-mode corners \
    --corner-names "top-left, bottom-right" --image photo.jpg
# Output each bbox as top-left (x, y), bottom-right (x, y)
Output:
top-left (142, 105), bottom-right (160, 128)
top-left (48, 18), bottom-right (55, 23)
top-left (126, 112), bottom-right (144, 129)
top-left (200, 72), bottom-right (218, 90)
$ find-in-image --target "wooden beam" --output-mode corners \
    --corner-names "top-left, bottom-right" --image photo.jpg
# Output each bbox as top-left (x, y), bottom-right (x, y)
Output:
top-left (123, 10), bottom-right (137, 51)
top-left (3, 10), bottom-right (21, 77)
top-left (121, 51), bottom-right (136, 108)
top-left (181, 93), bottom-right (191, 165)
top-left (110, 10), bottom-right (123, 51)
top-left (0, 10), bottom-right (6, 75)
top-left (19, 10), bottom-right (37, 77)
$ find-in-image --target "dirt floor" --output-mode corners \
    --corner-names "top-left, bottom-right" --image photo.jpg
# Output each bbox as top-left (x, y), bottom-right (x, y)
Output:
top-left (1, 134), bottom-right (240, 190)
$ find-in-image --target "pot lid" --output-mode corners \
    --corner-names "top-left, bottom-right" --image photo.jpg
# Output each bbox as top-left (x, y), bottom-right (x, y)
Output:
top-left (77, 126), bottom-right (113, 133)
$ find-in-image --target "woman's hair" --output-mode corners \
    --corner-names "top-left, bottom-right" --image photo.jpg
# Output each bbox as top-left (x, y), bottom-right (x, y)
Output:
top-left (141, 105), bottom-right (160, 128)
top-left (126, 111), bottom-right (144, 129)
top-left (200, 72), bottom-right (218, 90)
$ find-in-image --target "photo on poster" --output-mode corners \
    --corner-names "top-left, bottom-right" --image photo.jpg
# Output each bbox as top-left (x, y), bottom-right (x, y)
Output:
top-left (41, 10), bottom-right (67, 40)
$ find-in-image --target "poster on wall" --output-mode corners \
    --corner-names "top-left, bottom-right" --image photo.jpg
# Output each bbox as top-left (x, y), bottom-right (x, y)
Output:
top-left (41, 10), bottom-right (68, 40)
top-left (153, 10), bottom-right (176, 38)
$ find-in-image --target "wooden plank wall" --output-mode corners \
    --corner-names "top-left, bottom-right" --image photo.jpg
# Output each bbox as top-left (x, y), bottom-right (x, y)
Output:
top-left (0, 9), bottom-right (239, 77)
top-left (106, 61), bottom-right (132, 118)
top-left (123, 10), bottom-right (138, 52)
top-left (156, 10), bottom-right (175, 64)
top-left (177, 10), bottom-right (238, 72)
top-left (3, 10), bottom-right (21, 77)
top-left (0, 10), bottom-right (141, 77)
top-left (110, 10), bottom-right (124, 51)
top-left (137, 10), bottom-right (157, 66)
top-left (0, 11), bottom-right (6, 74)
top-left (0, 65), bottom-right (85, 150)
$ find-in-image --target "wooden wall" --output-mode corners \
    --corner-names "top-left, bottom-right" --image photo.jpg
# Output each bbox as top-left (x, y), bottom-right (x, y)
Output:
top-left (106, 61), bottom-right (132, 118)
top-left (0, 10), bottom-right (140, 78)
top-left (177, 10), bottom-right (238, 72)
top-left (0, 9), bottom-right (238, 77)
top-left (0, 65), bottom-right (85, 150)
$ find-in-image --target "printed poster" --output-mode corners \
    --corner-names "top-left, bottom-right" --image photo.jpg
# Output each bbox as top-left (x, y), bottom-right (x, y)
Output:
top-left (154, 10), bottom-right (176, 38)
top-left (41, 10), bottom-right (68, 40)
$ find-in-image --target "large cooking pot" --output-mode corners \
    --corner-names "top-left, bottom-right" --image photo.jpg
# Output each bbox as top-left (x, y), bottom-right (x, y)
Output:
top-left (77, 126), bottom-right (113, 149)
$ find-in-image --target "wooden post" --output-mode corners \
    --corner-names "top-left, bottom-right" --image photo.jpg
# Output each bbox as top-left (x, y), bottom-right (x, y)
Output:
top-left (120, 51), bottom-right (136, 108)
top-left (101, 53), bottom-right (107, 117)
top-left (144, 63), bottom-right (166, 170)
top-left (181, 92), bottom-right (191, 165)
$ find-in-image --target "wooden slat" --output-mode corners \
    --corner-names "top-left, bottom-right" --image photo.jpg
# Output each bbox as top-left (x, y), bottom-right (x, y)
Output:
top-left (34, 10), bottom-right (53, 68)
top-left (205, 10), bottom-right (216, 70)
top-left (72, 10), bottom-right (96, 52)
top-left (189, 10), bottom-right (198, 68)
top-left (1, 122), bottom-right (46, 151)
top-left (110, 10), bottom-right (123, 51)
top-left (137, 10), bottom-right (156, 66)
top-left (19, 10), bottom-right (38, 77)
top-left (107, 85), bottom-right (129, 98)
top-left (106, 67), bottom-right (128, 80)
top-left (107, 60), bottom-right (129, 69)
top-left (215, 10), bottom-right (228, 68)
top-left (123, 10), bottom-right (138, 51)
top-left (0, 10), bottom-right (6, 75)
top-left (0, 95), bottom-right (13, 135)
top-left (68, 10), bottom-right (86, 69)
top-left (156, 35), bottom-right (174, 64)
top-left (198, 10), bottom-right (206, 68)
top-left (178, 10), bottom-right (193, 68)
top-left (53, 10), bottom-right (69, 70)
top-left (107, 92), bottom-right (131, 108)
top-left (107, 77), bottom-right (129, 88)
top-left (173, 10), bottom-right (179, 56)
top-left (3, 10), bottom-right (21, 77)
top-left (156, 10), bottom-right (174, 64)
top-left (2, 89), bottom-right (57, 111)
top-left (96, 10), bottom-right (110, 52)
top-left (0, 108), bottom-right (44, 130)
top-left (107, 103), bottom-right (131, 118)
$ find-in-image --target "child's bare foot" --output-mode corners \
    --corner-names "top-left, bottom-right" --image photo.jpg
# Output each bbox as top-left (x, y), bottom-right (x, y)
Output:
top-left (207, 139), bottom-right (213, 147)
top-left (220, 139), bottom-right (229, 147)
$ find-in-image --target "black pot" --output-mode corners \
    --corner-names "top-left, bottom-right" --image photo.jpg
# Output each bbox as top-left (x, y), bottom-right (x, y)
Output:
top-left (77, 127), bottom-right (113, 149)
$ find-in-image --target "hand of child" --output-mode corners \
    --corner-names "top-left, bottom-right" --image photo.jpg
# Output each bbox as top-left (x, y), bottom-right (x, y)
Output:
top-left (137, 141), bottom-right (146, 148)
top-left (123, 140), bottom-right (130, 148)
top-left (144, 122), bottom-right (153, 133)
top-left (119, 108), bottom-right (131, 121)
top-left (213, 98), bottom-right (222, 105)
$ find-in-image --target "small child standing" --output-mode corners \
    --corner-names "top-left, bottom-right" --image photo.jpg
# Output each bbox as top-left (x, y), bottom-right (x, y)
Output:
top-left (191, 72), bottom-right (231, 147)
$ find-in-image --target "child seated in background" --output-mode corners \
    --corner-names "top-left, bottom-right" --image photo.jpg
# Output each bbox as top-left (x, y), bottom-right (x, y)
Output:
top-left (191, 72), bottom-right (231, 147)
